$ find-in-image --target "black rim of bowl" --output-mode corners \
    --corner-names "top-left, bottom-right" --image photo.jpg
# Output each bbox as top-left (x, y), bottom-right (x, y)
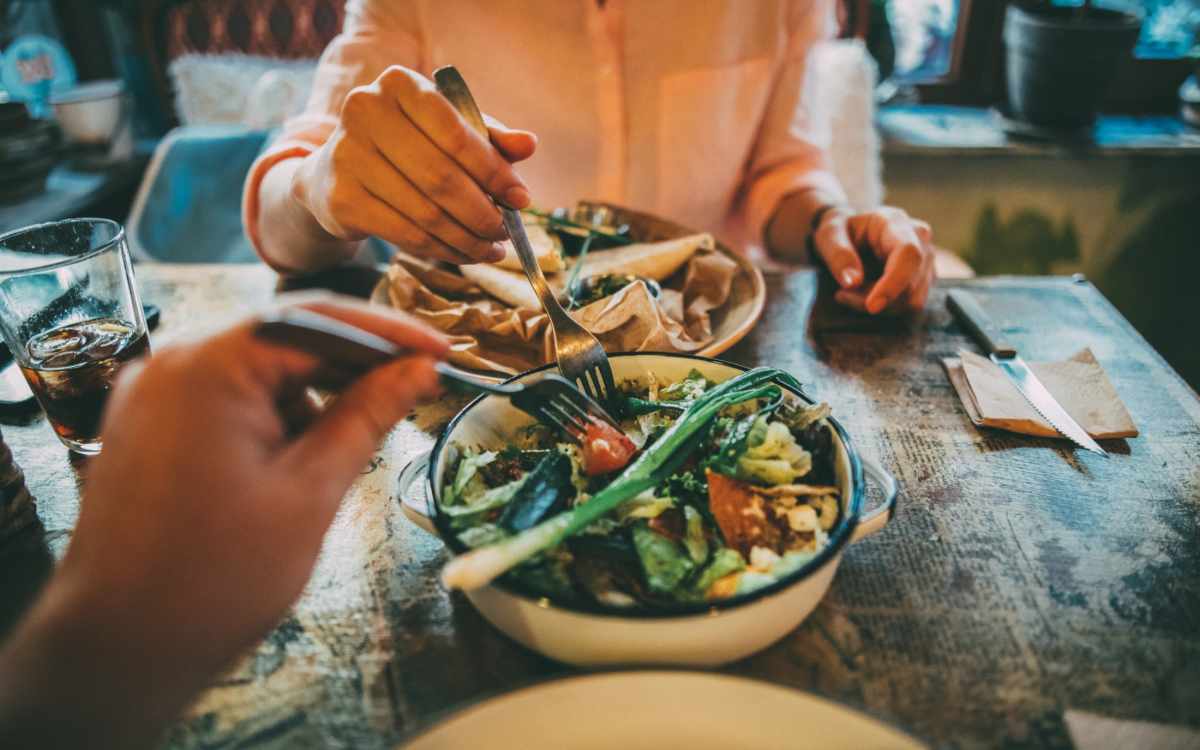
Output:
top-left (424, 352), bottom-right (866, 620)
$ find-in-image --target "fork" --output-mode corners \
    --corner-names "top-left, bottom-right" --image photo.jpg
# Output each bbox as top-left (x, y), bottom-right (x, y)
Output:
top-left (432, 65), bottom-right (618, 407)
top-left (252, 307), bottom-right (618, 443)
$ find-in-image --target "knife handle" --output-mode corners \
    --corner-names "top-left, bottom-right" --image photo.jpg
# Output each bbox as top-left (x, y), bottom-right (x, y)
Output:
top-left (947, 290), bottom-right (1016, 357)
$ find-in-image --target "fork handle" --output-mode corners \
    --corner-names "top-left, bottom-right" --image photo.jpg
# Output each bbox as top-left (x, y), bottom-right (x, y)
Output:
top-left (432, 66), bottom-right (579, 334)
top-left (500, 209), bottom-right (580, 334)
top-left (253, 308), bottom-right (520, 395)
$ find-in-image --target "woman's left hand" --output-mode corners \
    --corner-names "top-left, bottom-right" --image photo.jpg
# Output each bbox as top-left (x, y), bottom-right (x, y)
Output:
top-left (810, 206), bottom-right (937, 314)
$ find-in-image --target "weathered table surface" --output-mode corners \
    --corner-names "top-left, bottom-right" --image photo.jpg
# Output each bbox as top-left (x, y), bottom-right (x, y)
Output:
top-left (1, 264), bottom-right (1197, 749)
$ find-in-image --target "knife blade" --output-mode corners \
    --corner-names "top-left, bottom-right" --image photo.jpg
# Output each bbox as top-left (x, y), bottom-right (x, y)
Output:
top-left (947, 290), bottom-right (1107, 456)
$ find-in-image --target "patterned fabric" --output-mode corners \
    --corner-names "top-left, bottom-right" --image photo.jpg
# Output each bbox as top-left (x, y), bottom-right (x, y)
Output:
top-left (165, 0), bottom-right (344, 61)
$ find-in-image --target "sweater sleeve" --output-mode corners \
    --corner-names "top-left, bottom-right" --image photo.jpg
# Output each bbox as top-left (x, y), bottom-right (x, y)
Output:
top-left (241, 0), bottom-right (424, 268)
top-left (735, 0), bottom-right (848, 247)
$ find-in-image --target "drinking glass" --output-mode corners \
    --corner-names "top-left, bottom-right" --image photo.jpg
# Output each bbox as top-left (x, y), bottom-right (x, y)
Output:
top-left (0, 218), bottom-right (150, 455)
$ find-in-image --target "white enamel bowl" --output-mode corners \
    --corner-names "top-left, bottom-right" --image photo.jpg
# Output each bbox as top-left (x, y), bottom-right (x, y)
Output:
top-left (399, 671), bottom-right (925, 749)
top-left (398, 353), bottom-right (898, 667)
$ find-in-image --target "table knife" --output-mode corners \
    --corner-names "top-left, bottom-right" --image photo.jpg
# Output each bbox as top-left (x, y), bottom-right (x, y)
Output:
top-left (947, 290), bottom-right (1107, 456)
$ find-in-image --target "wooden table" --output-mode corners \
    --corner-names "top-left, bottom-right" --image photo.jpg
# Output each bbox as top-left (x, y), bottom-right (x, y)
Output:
top-left (1, 264), bottom-right (1198, 749)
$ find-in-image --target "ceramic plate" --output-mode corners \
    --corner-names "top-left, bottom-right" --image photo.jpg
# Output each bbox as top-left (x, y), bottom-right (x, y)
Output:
top-left (398, 671), bottom-right (925, 749)
top-left (371, 201), bottom-right (766, 379)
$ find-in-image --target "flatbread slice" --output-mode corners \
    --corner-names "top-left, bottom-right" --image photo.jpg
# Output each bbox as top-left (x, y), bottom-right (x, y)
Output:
top-left (571, 233), bottom-right (714, 282)
top-left (459, 263), bottom-right (540, 310)
top-left (494, 221), bottom-right (565, 273)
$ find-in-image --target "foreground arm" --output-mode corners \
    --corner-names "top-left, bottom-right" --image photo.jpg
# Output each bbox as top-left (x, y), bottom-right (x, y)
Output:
top-left (0, 298), bottom-right (446, 749)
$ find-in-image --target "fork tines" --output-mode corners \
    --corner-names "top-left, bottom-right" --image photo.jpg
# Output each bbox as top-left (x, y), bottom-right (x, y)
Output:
top-left (573, 365), bottom-right (618, 408)
top-left (538, 397), bottom-right (589, 444)
top-left (513, 374), bottom-right (620, 444)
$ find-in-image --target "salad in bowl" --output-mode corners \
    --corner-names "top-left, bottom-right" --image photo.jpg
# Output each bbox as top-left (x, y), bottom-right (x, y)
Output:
top-left (399, 354), bottom-right (897, 666)
top-left (439, 368), bottom-right (842, 608)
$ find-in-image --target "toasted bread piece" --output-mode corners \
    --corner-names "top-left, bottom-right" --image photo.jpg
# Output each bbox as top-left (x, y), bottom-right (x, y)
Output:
top-left (572, 233), bottom-right (713, 282)
top-left (459, 263), bottom-right (539, 310)
top-left (494, 221), bottom-right (565, 273)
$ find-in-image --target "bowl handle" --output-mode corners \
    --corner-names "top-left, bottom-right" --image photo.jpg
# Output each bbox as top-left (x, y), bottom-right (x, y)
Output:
top-left (397, 449), bottom-right (437, 535)
top-left (850, 455), bottom-right (899, 543)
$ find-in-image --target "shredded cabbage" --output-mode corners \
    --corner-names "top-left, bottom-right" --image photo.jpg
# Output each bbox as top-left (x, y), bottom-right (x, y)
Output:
top-left (441, 479), bottom-right (522, 519)
top-left (737, 417), bottom-right (812, 485)
top-left (458, 523), bottom-right (509, 548)
top-left (683, 505), bottom-right (708, 563)
top-left (616, 489), bottom-right (675, 522)
top-left (445, 449), bottom-right (497, 506)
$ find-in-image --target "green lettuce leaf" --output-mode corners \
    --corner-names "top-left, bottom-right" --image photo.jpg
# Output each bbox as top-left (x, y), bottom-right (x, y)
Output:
top-left (736, 418), bottom-right (812, 485)
top-left (631, 523), bottom-right (695, 594)
top-left (691, 547), bottom-right (746, 595)
top-left (444, 449), bottom-right (497, 506)
top-left (658, 368), bottom-right (711, 403)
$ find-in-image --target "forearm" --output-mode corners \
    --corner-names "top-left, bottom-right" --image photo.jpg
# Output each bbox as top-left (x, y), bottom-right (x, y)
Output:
top-left (0, 573), bottom-right (211, 750)
top-left (255, 156), bottom-right (363, 274)
top-left (764, 186), bottom-right (845, 263)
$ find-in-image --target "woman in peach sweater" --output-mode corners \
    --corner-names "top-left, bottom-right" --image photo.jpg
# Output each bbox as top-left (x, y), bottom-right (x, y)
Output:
top-left (245, 0), bottom-right (935, 313)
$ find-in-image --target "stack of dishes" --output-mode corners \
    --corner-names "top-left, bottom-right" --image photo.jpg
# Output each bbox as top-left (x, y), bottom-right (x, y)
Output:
top-left (0, 98), bottom-right (59, 203)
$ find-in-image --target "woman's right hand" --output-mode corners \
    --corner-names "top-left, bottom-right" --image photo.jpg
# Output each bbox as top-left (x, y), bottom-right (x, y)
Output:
top-left (291, 65), bottom-right (537, 265)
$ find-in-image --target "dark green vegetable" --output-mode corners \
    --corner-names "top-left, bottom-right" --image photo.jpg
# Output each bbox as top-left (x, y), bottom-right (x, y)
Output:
top-left (619, 395), bottom-right (686, 418)
top-left (796, 421), bottom-right (835, 486)
top-left (521, 207), bottom-right (633, 253)
top-left (632, 522), bottom-right (696, 593)
top-left (665, 468), bottom-right (721, 543)
top-left (508, 559), bottom-right (575, 599)
top-left (497, 451), bottom-right (574, 532)
top-left (564, 233), bottom-right (596, 309)
top-left (706, 412), bottom-right (759, 478)
top-left (480, 448), bottom-right (550, 486)
top-left (568, 531), bottom-right (640, 567)
top-left (691, 548), bottom-right (747, 595)
top-left (572, 272), bottom-right (633, 307)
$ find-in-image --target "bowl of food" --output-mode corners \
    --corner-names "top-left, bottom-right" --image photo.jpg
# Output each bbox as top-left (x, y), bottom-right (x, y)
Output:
top-left (398, 353), bottom-right (898, 666)
top-left (372, 202), bottom-right (766, 378)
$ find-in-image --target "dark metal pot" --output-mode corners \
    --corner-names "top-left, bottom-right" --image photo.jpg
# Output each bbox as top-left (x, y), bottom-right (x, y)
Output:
top-left (1003, 2), bottom-right (1142, 128)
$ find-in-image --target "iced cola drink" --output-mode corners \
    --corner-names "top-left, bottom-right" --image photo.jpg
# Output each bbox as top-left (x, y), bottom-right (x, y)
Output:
top-left (20, 318), bottom-right (150, 448)
top-left (0, 218), bottom-right (149, 454)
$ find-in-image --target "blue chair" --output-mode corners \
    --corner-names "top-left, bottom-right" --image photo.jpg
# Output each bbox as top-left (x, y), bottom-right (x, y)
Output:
top-left (127, 124), bottom-right (390, 265)
top-left (126, 125), bottom-right (268, 263)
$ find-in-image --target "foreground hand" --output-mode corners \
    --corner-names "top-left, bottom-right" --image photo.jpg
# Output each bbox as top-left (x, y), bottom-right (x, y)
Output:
top-left (813, 206), bottom-right (936, 314)
top-left (292, 65), bottom-right (537, 264)
top-left (0, 297), bottom-right (446, 749)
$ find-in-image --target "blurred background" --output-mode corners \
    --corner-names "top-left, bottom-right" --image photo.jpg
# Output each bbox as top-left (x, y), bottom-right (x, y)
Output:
top-left (0, 0), bottom-right (1197, 388)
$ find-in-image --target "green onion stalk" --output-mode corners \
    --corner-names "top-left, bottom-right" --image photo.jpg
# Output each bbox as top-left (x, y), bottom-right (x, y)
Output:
top-left (564, 233), bottom-right (595, 310)
top-left (441, 368), bottom-right (801, 590)
top-left (520, 208), bottom-right (634, 245)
